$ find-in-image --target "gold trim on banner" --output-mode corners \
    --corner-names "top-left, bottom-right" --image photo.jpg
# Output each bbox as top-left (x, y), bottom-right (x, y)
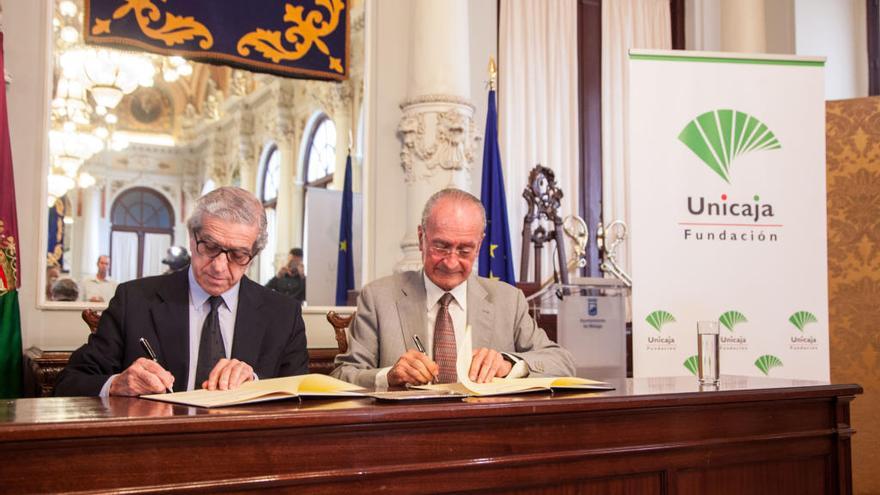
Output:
top-left (0, 220), bottom-right (17, 294)
top-left (93, 0), bottom-right (214, 49)
top-left (237, 0), bottom-right (346, 74)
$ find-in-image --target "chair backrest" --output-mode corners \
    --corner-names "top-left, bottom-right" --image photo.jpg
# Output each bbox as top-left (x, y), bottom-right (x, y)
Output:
top-left (81, 309), bottom-right (101, 333)
top-left (520, 164), bottom-right (569, 285)
top-left (325, 311), bottom-right (354, 354)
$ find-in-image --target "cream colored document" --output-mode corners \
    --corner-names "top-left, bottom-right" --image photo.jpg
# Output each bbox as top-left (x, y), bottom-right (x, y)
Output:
top-left (142, 373), bottom-right (365, 408)
top-left (414, 325), bottom-right (613, 396)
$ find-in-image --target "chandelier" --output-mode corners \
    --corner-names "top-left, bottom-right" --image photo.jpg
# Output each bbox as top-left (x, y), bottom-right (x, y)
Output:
top-left (51, 77), bottom-right (90, 125)
top-left (50, 126), bottom-right (103, 171)
top-left (47, 0), bottom-right (190, 205)
top-left (59, 47), bottom-right (155, 111)
top-left (47, 123), bottom-right (105, 203)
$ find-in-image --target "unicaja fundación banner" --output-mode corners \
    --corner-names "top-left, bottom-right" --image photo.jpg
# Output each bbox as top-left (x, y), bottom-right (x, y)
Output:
top-left (627, 50), bottom-right (829, 381)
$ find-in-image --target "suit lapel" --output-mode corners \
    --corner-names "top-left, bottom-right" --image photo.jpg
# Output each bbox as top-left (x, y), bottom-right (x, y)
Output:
top-left (467, 275), bottom-right (494, 350)
top-left (231, 276), bottom-right (267, 366)
top-left (151, 269), bottom-right (190, 388)
top-left (396, 271), bottom-right (427, 353)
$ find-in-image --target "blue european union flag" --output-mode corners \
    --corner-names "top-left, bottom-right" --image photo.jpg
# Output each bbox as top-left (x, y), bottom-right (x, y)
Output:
top-left (478, 89), bottom-right (516, 285)
top-left (335, 155), bottom-right (355, 305)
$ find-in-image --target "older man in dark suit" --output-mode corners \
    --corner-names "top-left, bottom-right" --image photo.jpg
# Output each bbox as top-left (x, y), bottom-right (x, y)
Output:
top-left (55, 187), bottom-right (309, 397)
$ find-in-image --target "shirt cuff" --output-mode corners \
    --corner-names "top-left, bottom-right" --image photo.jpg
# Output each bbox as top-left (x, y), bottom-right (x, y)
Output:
top-left (501, 353), bottom-right (529, 378)
top-left (100, 374), bottom-right (119, 397)
top-left (375, 366), bottom-right (392, 389)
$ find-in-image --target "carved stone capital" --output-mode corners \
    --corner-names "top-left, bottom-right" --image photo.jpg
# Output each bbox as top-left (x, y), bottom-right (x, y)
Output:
top-left (397, 95), bottom-right (480, 184)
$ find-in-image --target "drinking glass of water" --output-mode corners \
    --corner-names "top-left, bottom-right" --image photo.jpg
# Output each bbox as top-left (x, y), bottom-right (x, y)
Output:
top-left (697, 320), bottom-right (720, 386)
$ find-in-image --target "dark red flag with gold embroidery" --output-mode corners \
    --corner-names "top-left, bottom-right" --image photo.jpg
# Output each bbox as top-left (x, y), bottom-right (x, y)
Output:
top-left (0, 33), bottom-right (23, 398)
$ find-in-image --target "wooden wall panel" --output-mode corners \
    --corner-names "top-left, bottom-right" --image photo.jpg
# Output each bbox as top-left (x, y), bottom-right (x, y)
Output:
top-left (826, 96), bottom-right (880, 495)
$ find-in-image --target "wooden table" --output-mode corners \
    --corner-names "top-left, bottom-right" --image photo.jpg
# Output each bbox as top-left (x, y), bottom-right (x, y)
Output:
top-left (0, 376), bottom-right (861, 494)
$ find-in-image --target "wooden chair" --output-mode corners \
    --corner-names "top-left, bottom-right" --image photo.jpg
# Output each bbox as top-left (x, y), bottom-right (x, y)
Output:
top-left (81, 309), bottom-right (101, 333)
top-left (325, 310), bottom-right (354, 354)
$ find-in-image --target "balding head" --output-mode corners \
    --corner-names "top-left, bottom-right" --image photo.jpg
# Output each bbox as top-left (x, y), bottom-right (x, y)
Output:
top-left (418, 188), bottom-right (486, 290)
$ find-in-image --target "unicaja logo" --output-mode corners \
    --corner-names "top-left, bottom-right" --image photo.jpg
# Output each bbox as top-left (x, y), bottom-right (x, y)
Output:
top-left (789, 310), bottom-right (817, 332)
top-left (679, 109), bottom-right (781, 183)
top-left (754, 354), bottom-right (783, 375)
top-left (645, 310), bottom-right (675, 332)
top-left (719, 310), bottom-right (748, 347)
top-left (719, 310), bottom-right (747, 331)
top-left (644, 310), bottom-right (676, 347)
top-left (789, 310), bottom-right (818, 348)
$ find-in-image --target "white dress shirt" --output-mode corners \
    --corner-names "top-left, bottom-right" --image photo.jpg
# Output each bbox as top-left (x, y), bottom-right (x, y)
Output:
top-left (185, 268), bottom-right (241, 391)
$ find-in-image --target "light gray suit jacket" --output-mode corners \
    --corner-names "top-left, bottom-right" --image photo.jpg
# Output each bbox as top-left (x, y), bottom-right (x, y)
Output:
top-left (331, 271), bottom-right (575, 387)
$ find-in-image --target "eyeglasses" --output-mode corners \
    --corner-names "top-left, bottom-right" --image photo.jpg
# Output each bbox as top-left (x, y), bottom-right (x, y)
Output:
top-left (193, 233), bottom-right (253, 266)
top-left (426, 241), bottom-right (477, 260)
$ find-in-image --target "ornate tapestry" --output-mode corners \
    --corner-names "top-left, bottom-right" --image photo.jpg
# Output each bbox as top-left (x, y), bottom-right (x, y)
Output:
top-left (826, 96), bottom-right (880, 494)
top-left (84, 0), bottom-right (349, 80)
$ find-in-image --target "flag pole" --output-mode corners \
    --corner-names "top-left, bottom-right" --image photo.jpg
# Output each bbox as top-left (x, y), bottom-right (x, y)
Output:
top-left (488, 56), bottom-right (497, 91)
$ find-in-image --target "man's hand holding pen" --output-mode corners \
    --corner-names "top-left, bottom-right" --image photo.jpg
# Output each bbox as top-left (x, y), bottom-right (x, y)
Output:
top-left (109, 338), bottom-right (175, 396)
top-left (109, 357), bottom-right (175, 396)
top-left (388, 349), bottom-right (439, 386)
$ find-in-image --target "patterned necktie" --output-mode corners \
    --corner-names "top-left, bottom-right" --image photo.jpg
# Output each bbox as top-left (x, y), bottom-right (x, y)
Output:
top-left (433, 292), bottom-right (457, 383)
top-left (195, 295), bottom-right (226, 387)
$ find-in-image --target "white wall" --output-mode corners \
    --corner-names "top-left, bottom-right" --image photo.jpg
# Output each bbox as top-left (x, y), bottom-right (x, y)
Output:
top-left (362, 0), bottom-right (498, 280)
top-left (765, 0), bottom-right (795, 54)
top-left (4, 0), bottom-right (86, 350)
top-left (687, 0), bottom-right (868, 100)
top-left (685, 0), bottom-right (722, 51)
top-left (794, 0), bottom-right (868, 100)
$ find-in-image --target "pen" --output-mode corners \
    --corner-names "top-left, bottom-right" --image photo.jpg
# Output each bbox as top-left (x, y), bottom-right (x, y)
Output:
top-left (138, 337), bottom-right (174, 394)
top-left (411, 335), bottom-right (437, 383)
top-left (412, 334), bottom-right (426, 354)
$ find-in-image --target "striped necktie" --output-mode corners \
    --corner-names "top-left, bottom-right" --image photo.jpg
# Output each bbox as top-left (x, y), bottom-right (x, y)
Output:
top-left (433, 292), bottom-right (457, 383)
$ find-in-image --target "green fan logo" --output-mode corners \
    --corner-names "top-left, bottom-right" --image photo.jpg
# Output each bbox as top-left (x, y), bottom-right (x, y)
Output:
top-left (788, 310), bottom-right (817, 332)
top-left (646, 310), bottom-right (676, 332)
top-left (754, 354), bottom-right (783, 375)
top-left (679, 109), bottom-right (781, 183)
top-left (683, 355), bottom-right (699, 376)
top-left (719, 310), bottom-right (748, 332)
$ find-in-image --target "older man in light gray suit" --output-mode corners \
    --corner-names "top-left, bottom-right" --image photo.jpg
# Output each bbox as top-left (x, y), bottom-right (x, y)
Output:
top-left (332, 188), bottom-right (575, 388)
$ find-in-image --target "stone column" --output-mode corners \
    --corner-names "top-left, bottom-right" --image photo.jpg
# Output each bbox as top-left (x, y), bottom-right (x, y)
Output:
top-left (396, 0), bottom-right (480, 272)
top-left (235, 110), bottom-right (256, 193)
top-left (720, 0), bottom-right (767, 53)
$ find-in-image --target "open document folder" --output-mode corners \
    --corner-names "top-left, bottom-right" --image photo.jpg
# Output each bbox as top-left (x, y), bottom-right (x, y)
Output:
top-left (142, 374), bottom-right (365, 408)
top-left (412, 325), bottom-right (614, 397)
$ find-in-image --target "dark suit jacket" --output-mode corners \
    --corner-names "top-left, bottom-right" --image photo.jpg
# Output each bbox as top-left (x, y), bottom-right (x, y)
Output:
top-left (55, 269), bottom-right (309, 396)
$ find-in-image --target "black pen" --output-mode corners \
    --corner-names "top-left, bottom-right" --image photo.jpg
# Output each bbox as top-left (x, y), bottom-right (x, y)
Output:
top-left (139, 337), bottom-right (174, 393)
top-left (411, 335), bottom-right (438, 383)
top-left (412, 334), bottom-right (427, 354)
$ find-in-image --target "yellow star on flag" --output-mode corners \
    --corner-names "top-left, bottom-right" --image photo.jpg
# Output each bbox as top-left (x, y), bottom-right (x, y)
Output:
top-left (489, 244), bottom-right (498, 258)
top-left (488, 270), bottom-right (499, 281)
top-left (339, 240), bottom-right (347, 252)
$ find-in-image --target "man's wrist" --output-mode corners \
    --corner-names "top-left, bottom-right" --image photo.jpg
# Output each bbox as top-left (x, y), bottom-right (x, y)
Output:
top-left (501, 353), bottom-right (528, 378)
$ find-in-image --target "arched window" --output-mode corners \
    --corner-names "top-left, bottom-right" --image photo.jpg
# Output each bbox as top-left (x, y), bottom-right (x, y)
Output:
top-left (258, 144), bottom-right (281, 283)
top-left (304, 114), bottom-right (337, 187)
top-left (261, 145), bottom-right (281, 204)
top-left (109, 187), bottom-right (174, 282)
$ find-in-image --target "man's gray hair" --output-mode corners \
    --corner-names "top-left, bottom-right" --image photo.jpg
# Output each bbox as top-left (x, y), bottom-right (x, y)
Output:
top-left (421, 188), bottom-right (487, 231)
top-left (187, 186), bottom-right (268, 254)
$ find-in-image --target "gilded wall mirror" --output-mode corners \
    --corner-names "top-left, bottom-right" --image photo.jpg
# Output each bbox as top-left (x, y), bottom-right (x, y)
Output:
top-left (41, 0), bottom-right (366, 309)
